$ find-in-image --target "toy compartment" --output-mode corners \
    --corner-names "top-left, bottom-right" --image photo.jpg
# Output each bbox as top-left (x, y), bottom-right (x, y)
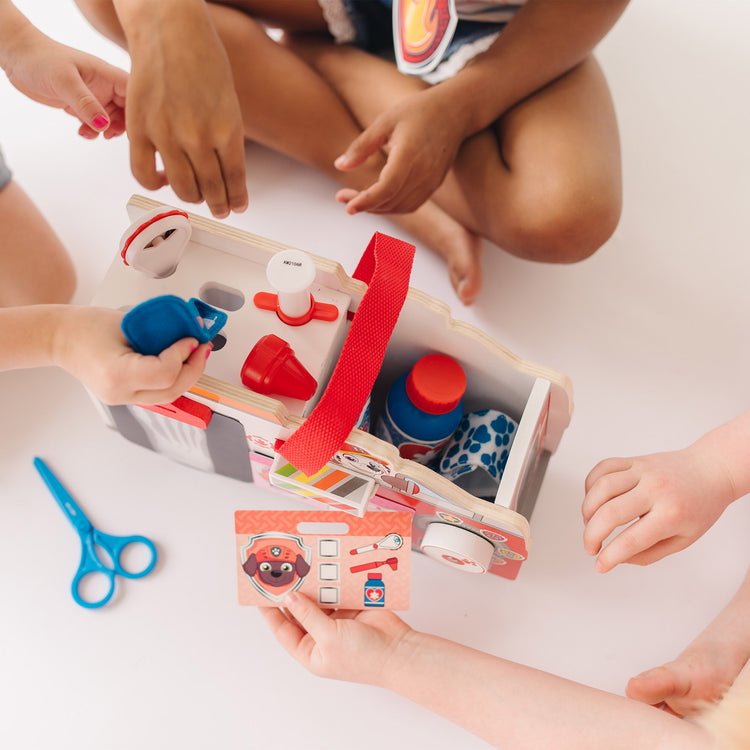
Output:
top-left (93, 198), bottom-right (359, 424)
top-left (92, 197), bottom-right (573, 578)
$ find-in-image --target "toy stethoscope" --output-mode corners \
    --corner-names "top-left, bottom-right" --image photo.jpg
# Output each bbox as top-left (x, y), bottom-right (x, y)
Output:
top-left (33, 457), bottom-right (157, 609)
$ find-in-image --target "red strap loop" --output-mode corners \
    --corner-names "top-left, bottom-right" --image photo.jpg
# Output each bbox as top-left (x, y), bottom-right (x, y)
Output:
top-left (279, 232), bottom-right (415, 475)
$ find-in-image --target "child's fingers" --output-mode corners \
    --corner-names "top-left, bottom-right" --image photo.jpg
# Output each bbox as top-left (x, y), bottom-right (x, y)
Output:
top-left (592, 512), bottom-right (668, 572)
top-left (158, 337), bottom-right (203, 367)
top-left (335, 188), bottom-right (358, 205)
top-left (335, 122), bottom-right (389, 171)
top-left (583, 487), bottom-right (650, 557)
top-left (623, 536), bottom-right (689, 567)
top-left (258, 605), bottom-right (289, 633)
top-left (259, 605), bottom-right (310, 658)
top-left (584, 456), bottom-right (633, 493)
top-left (342, 165), bottom-right (408, 215)
top-left (216, 134), bottom-right (250, 215)
top-left (283, 592), bottom-right (336, 642)
top-left (78, 123), bottom-right (99, 140)
top-left (125, 340), bottom-right (209, 404)
top-left (130, 136), bottom-right (169, 192)
top-left (159, 145), bottom-right (203, 204)
top-left (102, 102), bottom-right (127, 138)
top-left (158, 341), bottom-right (211, 396)
top-left (581, 468), bottom-right (640, 528)
top-left (190, 148), bottom-right (233, 219)
top-left (56, 67), bottom-right (111, 132)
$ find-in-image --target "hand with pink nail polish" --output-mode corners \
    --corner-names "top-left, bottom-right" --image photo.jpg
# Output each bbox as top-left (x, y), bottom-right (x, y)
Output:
top-left (0, 0), bottom-right (127, 138)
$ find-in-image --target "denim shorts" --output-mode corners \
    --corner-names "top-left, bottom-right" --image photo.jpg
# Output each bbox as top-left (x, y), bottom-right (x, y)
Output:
top-left (318, 0), bottom-right (516, 70)
top-left (0, 146), bottom-right (11, 192)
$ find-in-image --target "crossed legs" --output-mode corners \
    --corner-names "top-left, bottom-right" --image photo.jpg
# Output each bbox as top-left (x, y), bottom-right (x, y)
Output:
top-left (75, 0), bottom-right (622, 305)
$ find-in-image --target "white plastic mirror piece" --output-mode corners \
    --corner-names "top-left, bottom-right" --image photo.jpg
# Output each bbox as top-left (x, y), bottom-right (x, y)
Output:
top-left (119, 207), bottom-right (192, 278)
top-left (420, 522), bottom-right (495, 574)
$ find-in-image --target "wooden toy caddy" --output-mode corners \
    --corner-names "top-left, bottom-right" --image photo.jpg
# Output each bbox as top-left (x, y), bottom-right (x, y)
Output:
top-left (91, 196), bottom-right (574, 581)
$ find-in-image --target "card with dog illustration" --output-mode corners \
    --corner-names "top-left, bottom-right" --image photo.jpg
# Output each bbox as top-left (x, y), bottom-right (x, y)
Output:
top-left (235, 509), bottom-right (411, 609)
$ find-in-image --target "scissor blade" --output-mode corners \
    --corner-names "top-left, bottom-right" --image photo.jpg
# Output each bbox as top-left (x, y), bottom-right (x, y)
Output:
top-left (33, 457), bottom-right (92, 534)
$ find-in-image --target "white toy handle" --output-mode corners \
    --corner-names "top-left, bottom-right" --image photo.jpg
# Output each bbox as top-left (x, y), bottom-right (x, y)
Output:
top-left (119, 208), bottom-right (192, 278)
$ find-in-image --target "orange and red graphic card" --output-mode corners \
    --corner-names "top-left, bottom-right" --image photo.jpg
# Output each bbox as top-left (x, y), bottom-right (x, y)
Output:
top-left (235, 510), bottom-right (411, 609)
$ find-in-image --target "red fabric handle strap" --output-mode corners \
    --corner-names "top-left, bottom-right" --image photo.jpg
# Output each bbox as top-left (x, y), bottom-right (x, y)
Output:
top-left (279, 232), bottom-right (415, 475)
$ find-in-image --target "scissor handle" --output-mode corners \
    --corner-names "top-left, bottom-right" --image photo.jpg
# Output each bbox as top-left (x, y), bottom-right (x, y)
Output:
top-left (94, 530), bottom-right (158, 579)
top-left (71, 531), bottom-right (157, 609)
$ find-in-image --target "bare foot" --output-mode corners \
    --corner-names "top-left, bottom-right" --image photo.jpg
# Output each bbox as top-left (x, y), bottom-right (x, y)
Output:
top-left (337, 188), bottom-right (483, 305)
top-left (695, 660), bottom-right (750, 749)
top-left (626, 641), bottom-right (749, 717)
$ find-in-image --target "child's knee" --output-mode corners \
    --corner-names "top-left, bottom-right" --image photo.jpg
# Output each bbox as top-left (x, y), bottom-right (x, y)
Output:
top-left (502, 178), bottom-right (621, 264)
top-left (46, 251), bottom-right (77, 304)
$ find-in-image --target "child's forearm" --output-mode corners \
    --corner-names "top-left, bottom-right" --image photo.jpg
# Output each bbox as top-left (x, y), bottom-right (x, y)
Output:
top-left (691, 409), bottom-right (750, 504)
top-left (112, 0), bottom-right (211, 48)
top-left (0, 305), bottom-right (71, 372)
top-left (383, 630), bottom-right (710, 750)
top-left (437, 0), bottom-right (629, 138)
top-left (0, 0), bottom-right (41, 72)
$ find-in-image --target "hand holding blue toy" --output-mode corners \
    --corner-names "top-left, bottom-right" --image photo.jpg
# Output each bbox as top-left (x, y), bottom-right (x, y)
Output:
top-left (121, 295), bottom-right (227, 356)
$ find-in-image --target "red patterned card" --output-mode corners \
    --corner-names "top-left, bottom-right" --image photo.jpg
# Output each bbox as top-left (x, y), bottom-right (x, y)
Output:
top-left (235, 510), bottom-right (411, 609)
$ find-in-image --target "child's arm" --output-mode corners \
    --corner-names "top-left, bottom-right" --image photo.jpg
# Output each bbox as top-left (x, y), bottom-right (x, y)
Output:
top-left (0, 0), bottom-right (126, 138)
top-left (0, 305), bottom-right (210, 405)
top-left (582, 410), bottom-right (750, 572)
top-left (262, 593), bottom-right (711, 750)
top-left (109, 0), bottom-right (248, 219)
top-left (335, 0), bottom-right (630, 215)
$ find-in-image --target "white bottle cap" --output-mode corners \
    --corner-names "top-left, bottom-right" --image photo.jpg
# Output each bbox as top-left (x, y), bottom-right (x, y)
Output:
top-left (266, 249), bottom-right (316, 320)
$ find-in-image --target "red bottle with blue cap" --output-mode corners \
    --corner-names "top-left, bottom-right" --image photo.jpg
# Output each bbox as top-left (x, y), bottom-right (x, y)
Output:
top-left (375, 354), bottom-right (466, 465)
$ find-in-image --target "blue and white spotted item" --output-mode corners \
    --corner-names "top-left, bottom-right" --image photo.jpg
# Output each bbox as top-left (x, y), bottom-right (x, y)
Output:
top-left (438, 409), bottom-right (518, 500)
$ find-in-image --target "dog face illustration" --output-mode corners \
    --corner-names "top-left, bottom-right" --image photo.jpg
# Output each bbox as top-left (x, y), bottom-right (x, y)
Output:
top-left (242, 544), bottom-right (311, 587)
top-left (240, 532), bottom-right (313, 603)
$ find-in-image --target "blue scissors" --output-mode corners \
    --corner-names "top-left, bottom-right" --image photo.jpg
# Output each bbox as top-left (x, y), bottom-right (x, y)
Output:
top-left (33, 457), bottom-right (157, 609)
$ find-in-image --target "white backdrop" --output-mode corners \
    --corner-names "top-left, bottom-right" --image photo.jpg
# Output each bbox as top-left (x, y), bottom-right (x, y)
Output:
top-left (1, 2), bottom-right (749, 748)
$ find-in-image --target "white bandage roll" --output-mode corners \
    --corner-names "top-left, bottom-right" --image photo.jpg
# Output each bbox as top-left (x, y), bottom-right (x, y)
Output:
top-left (420, 523), bottom-right (495, 574)
top-left (266, 249), bottom-right (316, 320)
top-left (119, 207), bottom-right (192, 278)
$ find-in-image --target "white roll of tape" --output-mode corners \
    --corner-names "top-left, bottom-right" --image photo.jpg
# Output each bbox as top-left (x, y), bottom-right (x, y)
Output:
top-left (420, 522), bottom-right (494, 574)
top-left (119, 208), bottom-right (192, 278)
top-left (266, 249), bottom-right (316, 320)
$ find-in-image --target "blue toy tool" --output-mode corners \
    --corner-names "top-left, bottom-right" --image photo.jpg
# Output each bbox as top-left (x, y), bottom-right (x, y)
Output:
top-left (121, 295), bottom-right (227, 356)
top-left (33, 457), bottom-right (157, 609)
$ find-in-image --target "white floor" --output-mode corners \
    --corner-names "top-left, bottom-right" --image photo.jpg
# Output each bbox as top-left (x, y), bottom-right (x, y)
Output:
top-left (1, 2), bottom-right (749, 748)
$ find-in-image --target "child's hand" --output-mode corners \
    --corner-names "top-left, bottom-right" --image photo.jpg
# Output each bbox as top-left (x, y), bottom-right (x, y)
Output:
top-left (260, 592), bottom-right (414, 687)
top-left (55, 307), bottom-right (210, 405)
top-left (124, 4), bottom-right (248, 219)
top-left (2, 26), bottom-right (126, 139)
top-left (582, 448), bottom-right (735, 572)
top-left (334, 88), bottom-right (469, 215)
